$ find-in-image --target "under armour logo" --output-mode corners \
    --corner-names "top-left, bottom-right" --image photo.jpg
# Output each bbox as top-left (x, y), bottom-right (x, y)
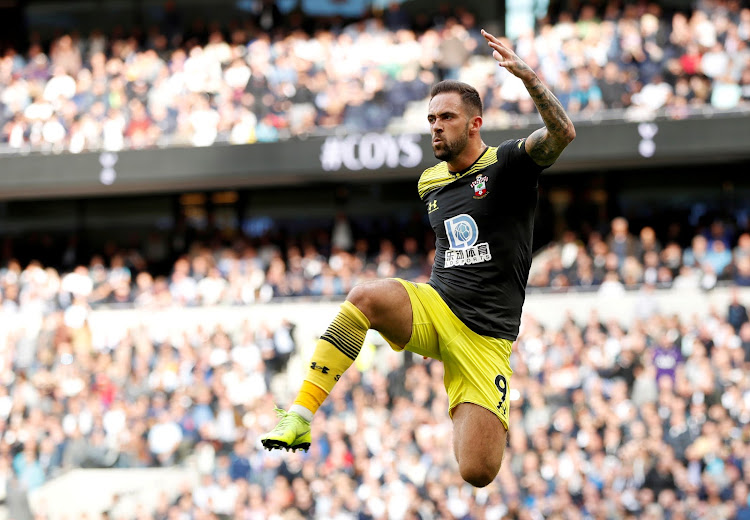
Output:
top-left (310, 362), bottom-right (330, 374)
top-left (427, 199), bottom-right (438, 213)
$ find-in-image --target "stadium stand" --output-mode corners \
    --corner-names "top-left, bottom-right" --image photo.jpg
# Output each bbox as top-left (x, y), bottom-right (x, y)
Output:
top-left (1, 1), bottom-right (749, 153)
top-left (2, 211), bottom-right (749, 313)
top-left (1, 283), bottom-right (749, 519)
top-left (1, 1), bottom-right (750, 519)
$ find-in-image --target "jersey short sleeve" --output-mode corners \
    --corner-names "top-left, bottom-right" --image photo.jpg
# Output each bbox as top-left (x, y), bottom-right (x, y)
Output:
top-left (496, 138), bottom-right (548, 187)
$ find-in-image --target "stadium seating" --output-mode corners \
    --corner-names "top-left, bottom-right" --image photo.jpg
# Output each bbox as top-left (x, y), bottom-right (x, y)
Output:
top-left (1, 2), bottom-right (749, 153)
top-left (2, 2), bottom-right (750, 518)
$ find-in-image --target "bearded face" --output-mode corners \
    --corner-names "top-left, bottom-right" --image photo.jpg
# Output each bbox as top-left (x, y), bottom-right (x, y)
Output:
top-left (428, 92), bottom-right (476, 164)
top-left (432, 121), bottom-right (470, 162)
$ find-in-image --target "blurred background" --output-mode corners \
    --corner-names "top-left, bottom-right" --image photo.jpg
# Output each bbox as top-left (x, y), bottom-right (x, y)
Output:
top-left (1, 0), bottom-right (750, 519)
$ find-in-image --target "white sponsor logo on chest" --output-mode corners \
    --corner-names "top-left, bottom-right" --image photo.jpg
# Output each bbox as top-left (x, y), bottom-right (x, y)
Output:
top-left (443, 213), bottom-right (492, 267)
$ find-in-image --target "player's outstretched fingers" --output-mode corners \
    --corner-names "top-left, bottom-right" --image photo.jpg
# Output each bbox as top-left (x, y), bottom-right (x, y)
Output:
top-left (480, 29), bottom-right (500, 44)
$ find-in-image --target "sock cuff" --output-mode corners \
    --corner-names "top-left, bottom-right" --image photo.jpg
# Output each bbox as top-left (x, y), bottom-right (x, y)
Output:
top-left (303, 379), bottom-right (329, 396)
top-left (289, 404), bottom-right (314, 422)
top-left (341, 300), bottom-right (371, 330)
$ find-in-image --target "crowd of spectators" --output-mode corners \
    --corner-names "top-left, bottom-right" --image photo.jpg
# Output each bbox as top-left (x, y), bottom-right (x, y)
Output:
top-left (0, 222), bottom-right (432, 311)
top-left (2, 213), bottom-right (750, 320)
top-left (0, 211), bottom-right (749, 519)
top-left (529, 216), bottom-right (750, 292)
top-left (0, 292), bottom-right (300, 517)
top-left (2, 1), bottom-right (750, 516)
top-left (2, 1), bottom-right (750, 153)
top-left (1, 256), bottom-right (749, 518)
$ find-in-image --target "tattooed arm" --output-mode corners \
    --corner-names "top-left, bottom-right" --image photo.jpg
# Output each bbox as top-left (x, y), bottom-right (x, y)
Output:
top-left (481, 29), bottom-right (576, 166)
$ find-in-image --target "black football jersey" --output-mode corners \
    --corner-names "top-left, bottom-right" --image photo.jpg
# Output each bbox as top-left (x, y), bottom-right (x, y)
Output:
top-left (419, 139), bottom-right (547, 340)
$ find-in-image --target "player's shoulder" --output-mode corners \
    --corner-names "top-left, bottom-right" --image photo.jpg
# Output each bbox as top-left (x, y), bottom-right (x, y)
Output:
top-left (498, 138), bottom-right (526, 154)
top-left (418, 162), bottom-right (450, 200)
top-left (495, 138), bottom-right (538, 166)
top-left (496, 137), bottom-right (548, 177)
top-left (475, 145), bottom-right (500, 169)
top-left (420, 161), bottom-right (449, 182)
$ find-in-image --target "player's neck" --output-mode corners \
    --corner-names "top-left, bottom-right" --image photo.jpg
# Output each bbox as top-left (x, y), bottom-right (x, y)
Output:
top-left (447, 140), bottom-right (488, 173)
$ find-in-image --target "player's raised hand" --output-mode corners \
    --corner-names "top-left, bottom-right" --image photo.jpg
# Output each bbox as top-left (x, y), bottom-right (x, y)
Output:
top-left (481, 29), bottom-right (535, 83)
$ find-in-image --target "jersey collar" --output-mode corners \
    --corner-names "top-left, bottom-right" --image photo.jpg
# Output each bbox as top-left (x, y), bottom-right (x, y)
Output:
top-left (449, 146), bottom-right (490, 176)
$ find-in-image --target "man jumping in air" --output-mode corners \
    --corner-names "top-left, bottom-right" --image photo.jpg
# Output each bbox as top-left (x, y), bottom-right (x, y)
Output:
top-left (261, 29), bottom-right (576, 488)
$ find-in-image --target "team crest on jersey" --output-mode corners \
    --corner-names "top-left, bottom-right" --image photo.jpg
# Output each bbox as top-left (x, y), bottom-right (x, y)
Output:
top-left (471, 174), bottom-right (489, 199)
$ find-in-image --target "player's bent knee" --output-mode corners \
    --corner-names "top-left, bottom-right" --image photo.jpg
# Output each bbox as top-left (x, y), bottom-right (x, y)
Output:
top-left (460, 460), bottom-right (501, 488)
top-left (346, 280), bottom-right (406, 327)
top-left (346, 283), bottom-right (378, 320)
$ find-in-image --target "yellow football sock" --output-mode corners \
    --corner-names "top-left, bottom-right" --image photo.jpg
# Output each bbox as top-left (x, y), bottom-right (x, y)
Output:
top-left (293, 300), bottom-right (370, 414)
top-left (293, 381), bottom-right (328, 414)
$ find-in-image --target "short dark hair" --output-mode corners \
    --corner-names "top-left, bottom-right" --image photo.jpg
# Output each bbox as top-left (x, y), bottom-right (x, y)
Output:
top-left (430, 80), bottom-right (483, 117)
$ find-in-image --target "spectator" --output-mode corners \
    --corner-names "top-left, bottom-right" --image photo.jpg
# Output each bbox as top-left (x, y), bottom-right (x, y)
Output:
top-left (228, 439), bottom-right (252, 482)
top-left (607, 217), bottom-right (640, 265)
top-left (735, 482), bottom-right (750, 520)
top-left (683, 234), bottom-right (709, 269)
top-left (568, 68), bottom-right (603, 115)
top-left (728, 288), bottom-right (749, 332)
top-left (741, 67), bottom-right (750, 104)
top-left (735, 232), bottom-right (750, 260)
top-left (737, 256), bottom-right (750, 286)
top-left (643, 449), bottom-right (677, 496)
top-left (704, 239), bottom-right (732, 278)
top-left (652, 333), bottom-right (682, 384)
top-left (599, 62), bottom-right (630, 109)
top-left (629, 74), bottom-right (673, 113)
top-left (12, 445), bottom-right (45, 491)
top-left (148, 411), bottom-right (184, 466)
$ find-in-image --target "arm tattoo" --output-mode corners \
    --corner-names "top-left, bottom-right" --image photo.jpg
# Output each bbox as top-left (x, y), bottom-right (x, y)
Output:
top-left (524, 77), bottom-right (575, 166)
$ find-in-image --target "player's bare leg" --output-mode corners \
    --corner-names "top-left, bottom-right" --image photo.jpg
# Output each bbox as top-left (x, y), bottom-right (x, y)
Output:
top-left (452, 402), bottom-right (507, 487)
top-left (347, 279), bottom-right (413, 346)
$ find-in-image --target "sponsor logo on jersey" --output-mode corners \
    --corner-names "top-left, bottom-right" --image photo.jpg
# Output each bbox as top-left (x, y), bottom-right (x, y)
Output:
top-left (471, 174), bottom-right (489, 199)
top-left (427, 199), bottom-right (439, 213)
top-left (443, 214), bottom-right (492, 268)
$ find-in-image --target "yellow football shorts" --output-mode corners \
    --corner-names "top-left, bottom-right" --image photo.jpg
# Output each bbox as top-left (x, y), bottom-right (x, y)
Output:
top-left (383, 278), bottom-right (514, 430)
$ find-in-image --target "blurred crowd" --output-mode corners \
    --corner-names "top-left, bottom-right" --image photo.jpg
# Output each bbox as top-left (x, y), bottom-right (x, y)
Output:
top-left (4, 212), bottom-right (750, 518)
top-left (0, 206), bottom-right (750, 520)
top-left (3, 213), bottom-right (750, 319)
top-left (530, 216), bottom-right (750, 292)
top-left (0, 296), bottom-right (299, 516)
top-left (1, 0), bottom-right (750, 153)
top-left (1, 272), bottom-right (749, 518)
top-left (2, 0), bottom-right (750, 516)
top-left (0, 226), bottom-right (432, 311)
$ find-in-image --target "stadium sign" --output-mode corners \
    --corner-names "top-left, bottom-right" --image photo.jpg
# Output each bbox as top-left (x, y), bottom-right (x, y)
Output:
top-left (1, 115), bottom-right (749, 200)
top-left (319, 133), bottom-right (423, 171)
